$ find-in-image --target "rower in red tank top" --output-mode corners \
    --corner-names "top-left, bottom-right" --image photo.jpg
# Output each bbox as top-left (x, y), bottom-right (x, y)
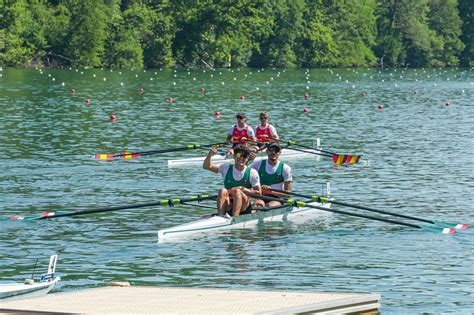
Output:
top-left (255, 112), bottom-right (279, 147)
top-left (226, 112), bottom-right (256, 147)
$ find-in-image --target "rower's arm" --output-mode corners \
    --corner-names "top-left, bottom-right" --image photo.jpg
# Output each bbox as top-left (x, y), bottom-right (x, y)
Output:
top-left (203, 148), bottom-right (219, 173)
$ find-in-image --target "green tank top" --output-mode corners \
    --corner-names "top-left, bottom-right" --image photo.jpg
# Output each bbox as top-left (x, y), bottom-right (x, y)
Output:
top-left (258, 160), bottom-right (284, 186)
top-left (224, 165), bottom-right (252, 189)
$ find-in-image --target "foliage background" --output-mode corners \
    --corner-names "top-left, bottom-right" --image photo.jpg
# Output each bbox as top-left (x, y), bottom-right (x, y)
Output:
top-left (0, 0), bottom-right (472, 68)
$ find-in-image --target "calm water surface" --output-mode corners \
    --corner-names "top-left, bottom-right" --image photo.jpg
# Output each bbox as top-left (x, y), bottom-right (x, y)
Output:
top-left (1, 67), bottom-right (473, 313)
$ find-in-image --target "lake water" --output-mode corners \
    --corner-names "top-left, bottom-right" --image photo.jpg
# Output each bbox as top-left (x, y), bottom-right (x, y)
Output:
top-left (0, 67), bottom-right (473, 313)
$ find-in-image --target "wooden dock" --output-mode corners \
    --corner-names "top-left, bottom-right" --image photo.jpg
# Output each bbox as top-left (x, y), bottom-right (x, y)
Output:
top-left (0, 286), bottom-right (380, 314)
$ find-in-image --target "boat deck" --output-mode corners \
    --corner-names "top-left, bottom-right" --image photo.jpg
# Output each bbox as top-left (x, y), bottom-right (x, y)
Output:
top-left (0, 286), bottom-right (381, 314)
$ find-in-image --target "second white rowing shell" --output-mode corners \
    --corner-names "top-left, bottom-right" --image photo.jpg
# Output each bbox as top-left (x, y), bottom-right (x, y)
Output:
top-left (167, 138), bottom-right (323, 168)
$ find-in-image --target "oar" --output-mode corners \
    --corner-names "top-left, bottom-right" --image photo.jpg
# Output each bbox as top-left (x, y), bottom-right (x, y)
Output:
top-left (9, 194), bottom-right (217, 221)
top-left (246, 193), bottom-right (456, 234)
top-left (246, 138), bottom-right (357, 165)
top-left (280, 139), bottom-right (361, 165)
top-left (268, 188), bottom-right (468, 230)
top-left (95, 142), bottom-right (227, 160)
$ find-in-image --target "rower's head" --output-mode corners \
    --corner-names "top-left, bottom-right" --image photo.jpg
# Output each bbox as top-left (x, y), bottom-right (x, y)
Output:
top-left (266, 142), bottom-right (282, 160)
top-left (236, 112), bottom-right (247, 126)
top-left (259, 112), bottom-right (269, 124)
top-left (233, 144), bottom-right (251, 162)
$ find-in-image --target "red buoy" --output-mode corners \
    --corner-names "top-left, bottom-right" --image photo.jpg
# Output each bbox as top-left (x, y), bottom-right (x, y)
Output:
top-left (444, 101), bottom-right (451, 107)
top-left (200, 87), bottom-right (205, 93)
top-left (377, 105), bottom-right (384, 110)
top-left (360, 91), bottom-right (367, 96)
top-left (70, 88), bottom-right (76, 93)
top-left (240, 95), bottom-right (246, 100)
top-left (215, 111), bottom-right (220, 119)
top-left (167, 97), bottom-right (174, 103)
top-left (85, 98), bottom-right (91, 105)
top-left (110, 114), bottom-right (117, 121)
top-left (138, 88), bottom-right (144, 94)
top-left (304, 93), bottom-right (310, 99)
top-left (303, 108), bottom-right (310, 113)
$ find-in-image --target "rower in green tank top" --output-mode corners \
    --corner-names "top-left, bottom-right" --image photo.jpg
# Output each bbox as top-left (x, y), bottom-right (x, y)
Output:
top-left (204, 144), bottom-right (261, 216)
top-left (250, 142), bottom-right (293, 207)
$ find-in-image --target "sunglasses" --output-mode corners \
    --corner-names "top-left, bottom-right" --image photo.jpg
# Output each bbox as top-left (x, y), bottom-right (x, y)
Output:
top-left (267, 147), bottom-right (280, 153)
top-left (260, 116), bottom-right (268, 120)
top-left (236, 116), bottom-right (245, 120)
top-left (234, 151), bottom-right (249, 159)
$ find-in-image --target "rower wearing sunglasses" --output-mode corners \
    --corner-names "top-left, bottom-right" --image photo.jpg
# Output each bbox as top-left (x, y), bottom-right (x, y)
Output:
top-left (250, 142), bottom-right (292, 207)
top-left (204, 144), bottom-right (262, 216)
top-left (226, 112), bottom-right (256, 147)
top-left (255, 112), bottom-right (279, 148)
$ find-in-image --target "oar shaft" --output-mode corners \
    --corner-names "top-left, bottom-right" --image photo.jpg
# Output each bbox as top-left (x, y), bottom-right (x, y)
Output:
top-left (36, 195), bottom-right (217, 220)
top-left (109, 142), bottom-right (227, 158)
top-left (281, 146), bottom-right (333, 158)
top-left (269, 188), bottom-right (437, 225)
top-left (281, 140), bottom-right (336, 156)
top-left (249, 193), bottom-right (422, 229)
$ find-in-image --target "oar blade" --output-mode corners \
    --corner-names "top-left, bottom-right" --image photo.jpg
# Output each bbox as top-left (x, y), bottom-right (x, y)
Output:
top-left (433, 221), bottom-right (469, 230)
top-left (331, 154), bottom-right (361, 165)
top-left (119, 152), bottom-right (141, 159)
top-left (346, 155), bottom-right (361, 164)
top-left (420, 225), bottom-right (457, 234)
top-left (95, 154), bottom-right (115, 160)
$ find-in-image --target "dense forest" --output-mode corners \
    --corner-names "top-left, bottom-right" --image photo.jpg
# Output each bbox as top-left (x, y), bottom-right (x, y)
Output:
top-left (0, 0), bottom-right (472, 69)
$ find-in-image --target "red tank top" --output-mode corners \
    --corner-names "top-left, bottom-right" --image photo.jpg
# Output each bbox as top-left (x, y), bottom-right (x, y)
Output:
top-left (256, 124), bottom-right (273, 142)
top-left (232, 125), bottom-right (249, 144)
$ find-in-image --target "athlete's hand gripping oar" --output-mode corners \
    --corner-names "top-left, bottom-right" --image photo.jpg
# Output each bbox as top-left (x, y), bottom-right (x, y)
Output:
top-left (9, 194), bottom-right (217, 221)
top-left (280, 139), bottom-right (362, 165)
top-left (268, 188), bottom-right (468, 230)
top-left (246, 193), bottom-right (456, 234)
top-left (95, 142), bottom-right (227, 160)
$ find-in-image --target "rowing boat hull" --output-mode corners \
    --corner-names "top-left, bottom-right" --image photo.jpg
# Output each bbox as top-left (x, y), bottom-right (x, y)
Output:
top-left (157, 202), bottom-right (331, 241)
top-left (167, 139), bottom-right (322, 168)
top-left (0, 277), bottom-right (60, 302)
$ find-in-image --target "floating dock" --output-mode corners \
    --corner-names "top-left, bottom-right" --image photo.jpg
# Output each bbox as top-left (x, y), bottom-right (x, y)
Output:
top-left (0, 286), bottom-right (380, 314)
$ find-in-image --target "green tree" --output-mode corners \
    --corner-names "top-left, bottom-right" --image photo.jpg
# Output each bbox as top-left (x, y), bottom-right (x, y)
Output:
top-left (0, 0), bottom-right (49, 66)
top-left (427, 0), bottom-right (464, 66)
top-left (254, 0), bottom-right (304, 68)
top-left (459, 0), bottom-right (473, 66)
top-left (328, 0), bottom-right (377, 67)
top-left (295, 0), bottom-right (337, 68)
top-left (64, 0), bottom-right (108, 67)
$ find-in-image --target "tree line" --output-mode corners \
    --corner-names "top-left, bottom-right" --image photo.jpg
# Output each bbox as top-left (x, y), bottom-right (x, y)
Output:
top-left (0, 0), bottom-right (472, 69)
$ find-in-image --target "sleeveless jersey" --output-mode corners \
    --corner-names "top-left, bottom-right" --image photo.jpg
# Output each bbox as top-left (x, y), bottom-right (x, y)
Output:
top-left (255, 124), bottom-right (274, 143)
top-left (232, 125), bottom-right (250, 144)
top-left (258, 160), bottom-right (285, 186)
top-left (224, 165), bottom-right (252, 189)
